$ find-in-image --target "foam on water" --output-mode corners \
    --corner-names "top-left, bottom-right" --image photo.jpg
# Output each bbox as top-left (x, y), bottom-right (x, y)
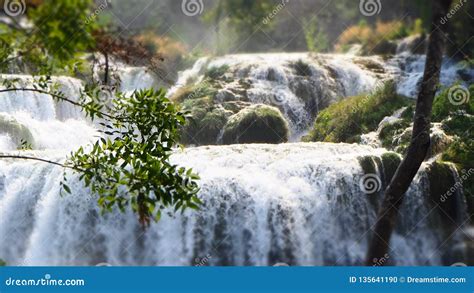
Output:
top-left (0, 144), bottom-right (454, 266)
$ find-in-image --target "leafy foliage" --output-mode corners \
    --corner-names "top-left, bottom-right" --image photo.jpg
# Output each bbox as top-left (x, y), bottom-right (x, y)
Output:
top-left (63, 89), bottom-right (200, 226)
top-left (29, 0), bottom-right (97, 62)
top-left (0, 0), bottom-right (97, 73)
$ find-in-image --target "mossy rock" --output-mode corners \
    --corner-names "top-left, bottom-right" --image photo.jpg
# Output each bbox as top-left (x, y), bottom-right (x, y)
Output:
top-left (357, 155), bottom-right (383, 208)
top-left (441, 135), bottom-right (474, 218)
top-left (426, 161), bottom-right (464, 231)
top-left (379, 119), bottom-right (411, 149)
top-left (358, 155), bottom-right (381, 175)
top-left (381, 152), bottom-right (401, 184)
top-left (171, 80), bottom-right (218, 103)
top-left (0, 114), bottom-right (35, 148)
top-left (441, 113), bottom-right (474, 137)
top-left (306, 82), bottom-right (412, 143)
top-left (358, 152), bottom-right (400, 189)
top-left (180, 98), bottom-right (230, 145)
top-left (205, 65), bottom-right (230, 80)
top-left (222, 104), bottom-right (289, 144)
top-left (432, 84), bottom-right (474, 122)
top-left (222, 101), bottom-right (252, 114)
top-left (380, 121), bottom-right (454, 158)
top-left (290, 60), bottom-right (312, 77)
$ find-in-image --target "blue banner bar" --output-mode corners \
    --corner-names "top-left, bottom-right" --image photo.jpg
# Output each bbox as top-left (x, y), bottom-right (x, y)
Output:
top-left (0, 267), bottom-right (472, 292)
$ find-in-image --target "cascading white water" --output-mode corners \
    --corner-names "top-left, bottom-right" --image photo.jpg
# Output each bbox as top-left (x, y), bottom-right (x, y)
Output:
top-left (169, 53), bottom-right (386, 140)
top-left (0, 144), bottom-right (452, 266)
top-left (389, 52), bottom-right (473, 97)
top-left (0, 75), bottom-right (97, 151)
top-left (0, 52), bottom-right (468, 266)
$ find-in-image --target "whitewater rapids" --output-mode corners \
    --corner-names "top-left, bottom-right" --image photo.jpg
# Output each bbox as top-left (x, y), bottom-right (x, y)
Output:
top-left (0, 143), bottom-right (452, 266)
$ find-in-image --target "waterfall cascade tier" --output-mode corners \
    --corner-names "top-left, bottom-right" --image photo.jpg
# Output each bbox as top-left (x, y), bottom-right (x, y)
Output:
top-left (169, 53), bottom-right (387, 140)
top-left (0, 143), bottom-right (465, 266)
top-left (169, 53), bottom-right (471, 141)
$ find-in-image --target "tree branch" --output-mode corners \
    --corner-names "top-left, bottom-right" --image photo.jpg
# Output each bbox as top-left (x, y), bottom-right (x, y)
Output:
top-left (0, 87), bottom-right (119, 121)
top-left (0, 155), bottom-right (92, 174)
top-left (0, 154), bottom-right (70, 169)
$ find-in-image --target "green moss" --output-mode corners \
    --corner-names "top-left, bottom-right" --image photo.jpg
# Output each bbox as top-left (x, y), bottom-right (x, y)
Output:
top-left (357, 155), bottom-right (383, 207)
top-left (358, 153), bottom-right (400, 187)
top-left (432, 84), bottom-right (474, 122)
top-left (171, 79), bottom-right (218, 103)
top-left (180, 98), bottom-right (230, 145)
top-left (426, 161), bottom-right (461, 229)
top-left (400, 104), bottom-right (415, 120)
top-left (442, 139), bottom-right (473, 189)
top-left (205, 65), bottom-right (230, 80)
top-left (222, 104), bottom-right (289, 144)
top-left (442, 113), bottom-right (474, 137)
top-left (379, 119), bottom-right (411, 149)
top-left (306, 82), bottom-right (412, 143)
top-left (440, 112), bottom-right (473, 199)
top-left (381, 152), bottom-right (401, 184)
top-left (358, 155), bottom-right (380, 175)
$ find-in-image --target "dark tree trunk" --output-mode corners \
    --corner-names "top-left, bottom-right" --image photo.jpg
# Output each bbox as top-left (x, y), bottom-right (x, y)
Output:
top-left (365, 0), bottom-right (453, 265)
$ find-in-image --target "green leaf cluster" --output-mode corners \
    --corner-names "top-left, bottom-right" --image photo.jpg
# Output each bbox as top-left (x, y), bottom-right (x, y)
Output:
top-left (0, 0), bottom-right (97, 73)
top-left (65, 88), bottom-right (201, 226)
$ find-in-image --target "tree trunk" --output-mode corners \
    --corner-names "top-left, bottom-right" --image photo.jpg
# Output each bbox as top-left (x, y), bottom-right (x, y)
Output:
top-left (365, 0), bottom-right (453, 265)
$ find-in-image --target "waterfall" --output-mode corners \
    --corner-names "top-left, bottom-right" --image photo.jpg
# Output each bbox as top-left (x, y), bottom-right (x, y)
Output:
top-left (0, 53), bottom-right (469, 266)
top-left (0, 75), bottom-right (97, 151)
top-left (0, 144), bottom-right (456, 266)
top-left (168, 53), bottom-right (470, 141)
top-left (388, 52), bottom-right (473, 97)
top-left (169, 53), bottom-right (386, 140)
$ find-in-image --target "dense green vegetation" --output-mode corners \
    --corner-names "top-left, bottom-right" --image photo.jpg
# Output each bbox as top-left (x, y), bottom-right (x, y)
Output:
top-left (0, 0), bottom-right (97, 74)
top-left (304, 83), bottom-right (412, 143)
